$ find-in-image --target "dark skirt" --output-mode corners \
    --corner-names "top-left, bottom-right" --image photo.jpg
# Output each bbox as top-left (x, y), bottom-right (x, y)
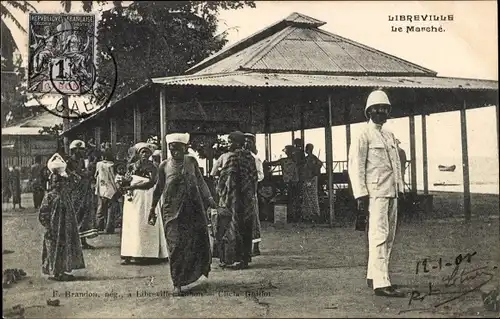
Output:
top-left (164, 202), bottom-right (211, 287)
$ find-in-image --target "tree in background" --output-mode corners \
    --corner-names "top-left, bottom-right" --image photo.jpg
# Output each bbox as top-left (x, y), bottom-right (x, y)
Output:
top-left (95, 1), bottom-right (255, 102)
top-left (94, 1), bottom-right (255, 159)
top-left (1, 1), bottom-right (37, 127)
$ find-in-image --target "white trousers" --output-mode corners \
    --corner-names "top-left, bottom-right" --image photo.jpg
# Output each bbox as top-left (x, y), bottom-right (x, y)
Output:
top-left (366, 197), bottom-right (398, 289)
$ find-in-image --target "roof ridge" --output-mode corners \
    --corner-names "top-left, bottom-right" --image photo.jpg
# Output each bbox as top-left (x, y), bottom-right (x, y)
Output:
top-left (315, 29), bottom-right (437, 75)
top-left (186, 12), bottom-right (327, 75)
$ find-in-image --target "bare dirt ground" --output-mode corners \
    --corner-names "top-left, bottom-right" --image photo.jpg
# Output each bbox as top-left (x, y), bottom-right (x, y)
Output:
top-left (2, 193), bottom-right (499, 318)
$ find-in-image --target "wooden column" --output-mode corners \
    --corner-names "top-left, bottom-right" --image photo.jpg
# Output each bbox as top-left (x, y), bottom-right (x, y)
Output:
top-left (496, 104), bottom-right (499, 160)
top-left (300, 103), bottom-right (305, 142)
top-left (159, 86), bottom-right (168, 160)
top-left (110, 117), bottom-right (117, 150)
top-left (409, 115), bottom-right (417, 193)
top-left (133, 104), bottom-right (142, 143)
top-left (62, 96), bottom-right (69, 155)
top-left (94, 126), bottom-right (101, 147)
top-left (325, 95), bottom-right (335, 226)
top-left (421, 114), bottom-right (429, 194)
top-left (265, 134), bottom-right (270, 162)
top-left (264, 103), bottom-right (271, 161)
top-left (344, 104), bottom-right (351, 162)
top-left (460, 101), bottom-right (471, 221)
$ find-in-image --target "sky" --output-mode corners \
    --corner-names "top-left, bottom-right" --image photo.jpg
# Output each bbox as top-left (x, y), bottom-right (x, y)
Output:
top-left (4, 1), bottom-right (499, 170)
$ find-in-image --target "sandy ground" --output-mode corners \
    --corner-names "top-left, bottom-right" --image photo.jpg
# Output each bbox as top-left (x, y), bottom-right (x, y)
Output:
top-left (2, 193), bottom-right (499, 318)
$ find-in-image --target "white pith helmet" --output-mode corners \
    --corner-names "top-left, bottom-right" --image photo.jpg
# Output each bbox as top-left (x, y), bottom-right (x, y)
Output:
top-left (365, 90), bottom-right (391, 119)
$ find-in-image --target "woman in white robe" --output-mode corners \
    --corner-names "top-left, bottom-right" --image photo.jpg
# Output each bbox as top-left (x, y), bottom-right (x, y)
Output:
top-left (120, 143), bottom-right (168, 265)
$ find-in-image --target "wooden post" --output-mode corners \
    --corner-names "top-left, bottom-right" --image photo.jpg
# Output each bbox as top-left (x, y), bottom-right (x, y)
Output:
top-left (300, 103), bottom-right (305, 141)
top-left (325, 95), bottom-right (335, 227)
top-left (264, 102), bottom-right (270, 161)
top-left (110, 117), bottom-right (117, 150)
top-left (62, 96), bottom-right (69, 155)
top-left (291, 131), bottom-right (295, 144)
top-left (409, 115), bottom-right (417, 193)
top-left (496, 104), bottom-right (499, 159)
top-left (160, 86), bottom-right (168, 160)
top-left (133, 104), bottom-right (142, 143)
top-left (268, 134), bottom-right (272, 160)
top-left (265, 133), bottom-right (270, 162)
top-left (422, 114), bottom-right (429, 195)
top-left (344, 104), bottom-right (351, 162)
top-left (94, 126), bottom-right (101, 147)
top-left (460, 101), bottom-right (471, 221)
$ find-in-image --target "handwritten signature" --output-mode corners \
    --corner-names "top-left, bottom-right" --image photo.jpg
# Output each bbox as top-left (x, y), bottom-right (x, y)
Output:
top-left (401, 252), bottom-right (497, 314)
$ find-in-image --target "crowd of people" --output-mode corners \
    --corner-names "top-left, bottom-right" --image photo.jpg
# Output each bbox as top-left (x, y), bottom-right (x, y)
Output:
top-left (266, 139), bottom-right (324, 223)
top-left (8, 89), bottom-right (409, 298)
top-left (35, 130), bottom-right (267, 296)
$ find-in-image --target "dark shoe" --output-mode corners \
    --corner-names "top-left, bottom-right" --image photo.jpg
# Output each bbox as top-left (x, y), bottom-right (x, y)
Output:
top-left (82, 243), bottom-right (95, 249)
top-left (367, 279), bottom-right (373, 289)
top-left (51, 273), bottom-right (75, 281)
top-left (253, 245), bottom-right (261, 256)
top-left (120, 259), bottom-right (132, 265)
top-left (233, 262), bottom-right (249, 270)
top-left (374, 286), bottom-right (406, 298)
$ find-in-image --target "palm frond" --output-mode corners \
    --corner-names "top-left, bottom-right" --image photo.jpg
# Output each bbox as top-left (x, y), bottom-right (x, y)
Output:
top-left (6, 1), bottom-right (37, 13)
top-left (81, 1), bottom-right (93, 12)
top-left (60, 0), bottom-right (71, 13)
top-left (0, 3), bottom-right (26, 33)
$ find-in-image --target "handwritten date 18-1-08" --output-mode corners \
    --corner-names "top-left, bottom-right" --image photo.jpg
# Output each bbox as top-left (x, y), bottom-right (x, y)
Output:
top-left (415, 252), bottom-right (477, 275)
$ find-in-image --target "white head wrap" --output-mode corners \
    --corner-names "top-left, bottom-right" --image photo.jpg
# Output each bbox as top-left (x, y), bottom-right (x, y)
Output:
top-left (134, 142), bottom-right (156, 153)
top-left (152, 150), bottom-right (161, 157)
top-left (166, 133), bottom-right (190, 145)
top-left (69, 139), bottom-right (86, 150)
top-left (47, 153), bottom-right (68, 177)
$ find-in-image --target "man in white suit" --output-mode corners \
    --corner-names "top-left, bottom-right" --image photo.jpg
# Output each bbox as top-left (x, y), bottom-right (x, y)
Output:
top-left (348, 89), bottom-right (405, 298)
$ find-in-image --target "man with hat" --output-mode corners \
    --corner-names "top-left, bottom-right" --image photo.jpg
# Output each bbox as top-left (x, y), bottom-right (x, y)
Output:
top-left (215, 131), bottom-right (258, 270)
top-left (66, 139), bottom-right (99, 249)
top-left (149, 133), bottom-right (216, 296)
top-left (244, 133), bottom-right (264, 256)
top-left (348, 89), bottom-right (405, 298)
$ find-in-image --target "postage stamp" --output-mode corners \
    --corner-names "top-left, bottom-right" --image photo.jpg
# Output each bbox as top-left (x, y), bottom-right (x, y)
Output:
top-left (27, 13), bottom-right (117, 119)
top-left (27, 13), bottom-right (96, 96)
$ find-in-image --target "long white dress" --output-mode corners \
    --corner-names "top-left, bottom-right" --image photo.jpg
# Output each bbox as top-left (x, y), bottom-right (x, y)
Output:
top-left (120, 175), bottom-right (168, 258)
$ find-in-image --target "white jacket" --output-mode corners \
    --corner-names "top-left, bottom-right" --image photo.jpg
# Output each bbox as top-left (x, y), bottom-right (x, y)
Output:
top-left (251, 152), bottom-right (265, 182)
top-left (348, 120), bottom-right (404, 199)
top-left (95, 160), bottom-right (118, 199)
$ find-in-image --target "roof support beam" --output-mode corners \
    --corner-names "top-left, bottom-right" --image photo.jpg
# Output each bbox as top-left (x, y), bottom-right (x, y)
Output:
top-left (265, 103), bottom-right (271, 162)
top-left (133, 104), bottom-right (142, 143)
top-left (496, 104), bottom-right (499, 162)
top-left (94, 126), bottom-right (101, 148)
top-left (110, 117), bottom-right (117, 150)
top-left (460, 101), bottom-right (471, 222)
top-left (344, 103), bottom-right (351, 164)
top-left (409, 114), bottom-right (417, 193)
top-left (325, 94), bottom-right (335, 226)
top-left (300, 103), bottom-right (305, 142)
top-left (160, 86), bottom-right (168, 161)
top-left (422, 113), bottom-right (429, 195)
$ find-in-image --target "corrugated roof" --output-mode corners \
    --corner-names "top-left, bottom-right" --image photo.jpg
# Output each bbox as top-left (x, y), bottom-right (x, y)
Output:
top-left (188, 12), bottom-right (436, 76)
top-left (152, 71), bottom-right (498, 90)
top-left (1, 112), bottom-right (63, 136)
